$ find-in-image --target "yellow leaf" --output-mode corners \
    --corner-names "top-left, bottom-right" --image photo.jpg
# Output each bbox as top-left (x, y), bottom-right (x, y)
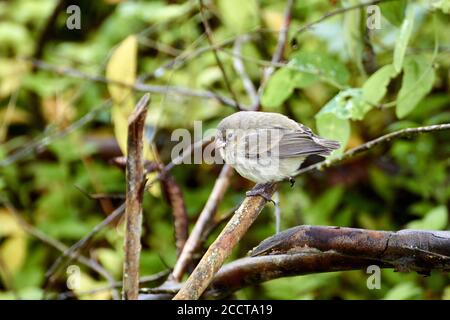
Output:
top-left (0, 208), bottom-right (23, 236)
top-left (0, 235), bottom-right (27, 274)
top-left (73, 272), bottom-right (112, 300)
top-left (262, 10), bottom-right (284, 32)
top-left (111, 97), bottom-right (135, 155)
top-left (0, 58), bottom-right (30, 98)
top-left (146, 171), bottom-right (161, 197)
top-left (106, 35), bottom-right (137, 104)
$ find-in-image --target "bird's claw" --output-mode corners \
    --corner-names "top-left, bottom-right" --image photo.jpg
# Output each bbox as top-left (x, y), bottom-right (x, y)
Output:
top-left (246, 188), bottom-right (276, 205)
top-left (289, 177), bottom-right (295, 188)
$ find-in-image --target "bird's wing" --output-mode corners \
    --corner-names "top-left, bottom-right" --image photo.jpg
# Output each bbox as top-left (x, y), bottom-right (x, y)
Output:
top-left (277, 130), bottom-right (340, 158)
top-left (242, 128), bottom-right (340, 159)
top-left (241, 129), bottom-right (282, 159)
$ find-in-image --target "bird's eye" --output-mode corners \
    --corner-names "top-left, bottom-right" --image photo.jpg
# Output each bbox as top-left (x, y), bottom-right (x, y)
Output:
top-left (227, 132), bottom-right (233, 139)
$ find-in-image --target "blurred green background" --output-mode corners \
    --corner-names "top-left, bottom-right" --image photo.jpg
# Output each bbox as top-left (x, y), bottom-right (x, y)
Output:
top-left (0, 0), bottom-right (449, 299)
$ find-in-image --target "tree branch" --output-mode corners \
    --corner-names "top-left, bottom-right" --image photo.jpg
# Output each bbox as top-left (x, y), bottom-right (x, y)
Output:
top-left (295, 123), bottom-right (450, 176)
top-left (292, 0), bottom-right (396, 39)
top-left (232, 35), bottom-right (258, 107)
top-left (123, 94), bottom-right (150, 300)
top-left (173, 183), bottom-right (277, 300)
top-left (25, 58), bottom-right (241, 109)
top-left (170, 164), bottom-right (234, 282)
top-left (198, 0), bottom-right (242, 110)
top-left (172, 121), bottom-right (450, 300)
top-left (254, 0), bottom-right (294, 109)
top-left (143, 226), bottom-right (450, 300)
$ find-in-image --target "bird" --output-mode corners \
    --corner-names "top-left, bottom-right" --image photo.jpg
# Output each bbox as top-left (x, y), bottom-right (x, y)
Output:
top-left (215, 111), bottom-right (340, 200)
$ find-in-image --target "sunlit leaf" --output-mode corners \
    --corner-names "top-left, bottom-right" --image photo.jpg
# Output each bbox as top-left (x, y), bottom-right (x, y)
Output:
top-left (343, 1), bottom-right (363, 73)
top-left (318, 88), bottom-right (372, 121)
top-left (380, 0), bottom-right (407, 26)
top-left (218, 0), bottom-right (259, 33)
top-left (261, 68), bottom-right (295, 109)
top-left (289, 51), bottom-right (349, 87)
top-left (362, 64), bottom-right (398, 105)
top-left (430, 0), bottom-right (450, 14)
top-left (106, 35), bottom-right (137, 104)
top-left (406, 205), bottom-right (448, 230)
top-left (384, 282), bottom-right (422, 300)
top-left (0, 235), bottom-right (27, 276)
top-left (393, 9), bottom-right (414, 73)
top-left (396, 56), bottom-right (435, 118)
top-left (315, 112), bottom-right (350, 155)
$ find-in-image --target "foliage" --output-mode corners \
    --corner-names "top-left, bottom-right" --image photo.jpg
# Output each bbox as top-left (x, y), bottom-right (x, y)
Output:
top-left (0, 0), bottom-right (449, 300)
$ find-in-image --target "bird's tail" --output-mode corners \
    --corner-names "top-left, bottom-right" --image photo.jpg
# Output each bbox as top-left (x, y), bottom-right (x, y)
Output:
top-left (315, 137), bottom-right (340, 156)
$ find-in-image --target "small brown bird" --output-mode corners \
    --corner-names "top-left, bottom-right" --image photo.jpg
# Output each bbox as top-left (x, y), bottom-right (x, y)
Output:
top-left (215, 111), bottom-right (340, 199)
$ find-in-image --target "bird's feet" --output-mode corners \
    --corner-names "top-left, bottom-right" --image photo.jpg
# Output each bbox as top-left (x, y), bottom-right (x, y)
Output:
top-left (246, 183), bottom-right (276, 204)
top-left (289, 177), bottom-right (295, 188)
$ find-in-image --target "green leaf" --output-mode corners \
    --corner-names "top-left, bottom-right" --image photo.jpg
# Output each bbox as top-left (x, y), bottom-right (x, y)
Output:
top-left (384, 282), bottom-right (422, 300)
top-left (218, 0), bottom-right (259, 33)
top-left (261, 68), bottom-right (295, 109)
top-left (343, 1), bottom-right (363, 73)
top-left (380, 0), bottom-right (407, 26)
top-left (393, 9), bottom-right (414, 72)
top-left (431, 0), bottom-right (450, 14)
top-left (319, 88), bottom-right (372, 121)
top-left (396, 56), bottom-right (435, 118)
top-left (406, 205), bottom-right (448, 230)
top-left (315, 112), bottom-right (350, 155)
top-left (362, 64), bottom-right (398, 105)
top-left (289, 51), bottom-right (349, 87)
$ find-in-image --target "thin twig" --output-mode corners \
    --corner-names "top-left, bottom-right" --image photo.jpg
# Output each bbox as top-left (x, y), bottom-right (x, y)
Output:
top-left (45, 136), bottom-right (212, 283)
top-left (254, 0), bottom-right (294, 109)
top-left (295, 123), bottom-right (450, 176)
top-left (44, 202), bottom-right (125, 282)
top-left (0, 100), bottom-right (112, 168)
top-left (198, 0), bottom-right (242, 110)
top-left (123, 94), bottom-right (150, 300)
top-left (232, 35), bottom-right (258, 106)
top-left (173, 0), bottom-right (296, 300)
top-left (25, 58), bottom-right (241, 109)
top-left (58, 270), bottom-right (170, 300)
top-left (161, 174), bottom-right (189, 257)
top-left (292, 0), bottom-right (396, 38)
top-left (171, 164), bottom-right (234, 281)
top-left (3, 202), bottom-right (120, 300)
top-left (173, 122), bottom-right (450, 300)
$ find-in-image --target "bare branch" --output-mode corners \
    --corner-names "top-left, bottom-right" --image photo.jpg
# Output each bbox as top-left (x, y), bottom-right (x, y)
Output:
top-left (143, 227), bottom-right (450, 299)
top-left (173, 183), bottom-right (277, 300)
top-left (233, 36), bottom-right (258, 106)
top-left (198, 0), bottom-right (242, 110)
top-left (254, 0), bottom-right (294, 109)
top-left (292, 0), bottom-right (395, 38)
top-left (295, 123), bottom-right (450, 176)
top-left (3, 202), bottom-right (120, 300)
top-left (25, 58), bottom-right (241, 109)
top-left (161, 174), bottom-right (189, 257)
top-left (171, 164), bottom-right (234, 281)
top-left (123, 94), bottom-right (150, 300)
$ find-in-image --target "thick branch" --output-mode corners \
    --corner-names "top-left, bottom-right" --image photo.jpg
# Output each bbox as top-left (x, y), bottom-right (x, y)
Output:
top-left (123, 94), bottom-right (150, 300)
top-left (173, 183), bottom-right (277, 299)
top-left (171, 164), bottom-right (234, 281)
top-left (144, 226), bottom-right (450, 299)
